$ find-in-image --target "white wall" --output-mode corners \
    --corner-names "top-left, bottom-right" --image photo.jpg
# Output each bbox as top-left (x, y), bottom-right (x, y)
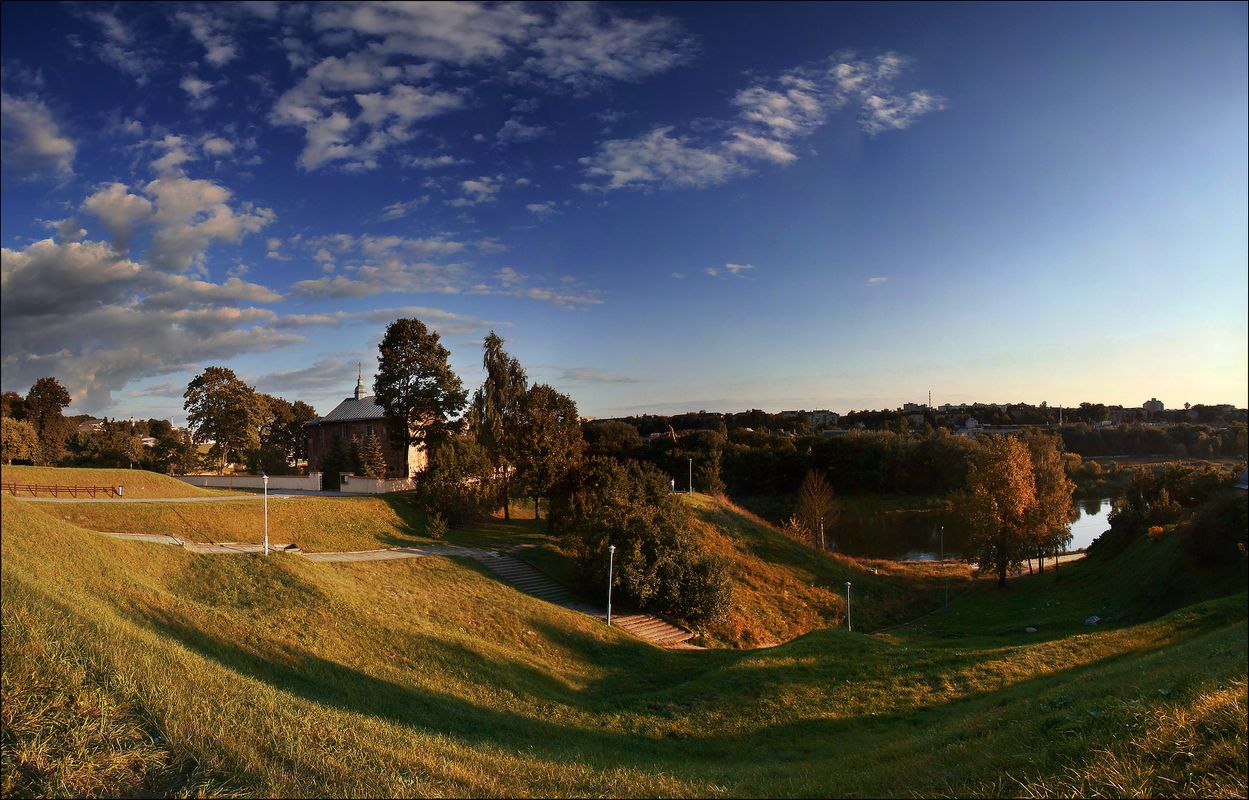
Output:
top-left (340, 474), bottom-right (418, 494)
top-left (175, 473), bottom-right (323, 491)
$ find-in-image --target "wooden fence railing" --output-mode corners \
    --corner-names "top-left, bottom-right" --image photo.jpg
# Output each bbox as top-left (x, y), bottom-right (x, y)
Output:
top-left (2, 482), bottom-right (121, 498)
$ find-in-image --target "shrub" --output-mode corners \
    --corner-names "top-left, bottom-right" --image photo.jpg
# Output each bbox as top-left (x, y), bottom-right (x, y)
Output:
top-left (1180, 490), bottom-right (1248, 566)
top-left (551, 457), bottom-right (732, 627)
top-left (425, 511), bottom-right (449, 540)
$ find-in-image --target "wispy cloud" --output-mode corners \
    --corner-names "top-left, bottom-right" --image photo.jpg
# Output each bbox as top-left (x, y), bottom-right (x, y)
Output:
top-left (705, 262), bottom-right (754, 278)
top-left (580, 51), bottom-right (945, 192)
top-left (867, 276), bottom-right (888, 286)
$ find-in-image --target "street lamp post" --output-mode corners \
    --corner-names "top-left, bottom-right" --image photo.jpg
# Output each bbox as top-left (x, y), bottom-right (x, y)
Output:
top-left (263, 474), bottom-right (270, 556)
top-left (939, 524), bottom-right (945, 562)
top-left (845, 581), bottom-right (852, 632)
top-left (607, 544), bottom-right (616, 626)
top-left (688, 458), bottom-right (693, 494)
top-left (819, 514), bottom-right (825, 551)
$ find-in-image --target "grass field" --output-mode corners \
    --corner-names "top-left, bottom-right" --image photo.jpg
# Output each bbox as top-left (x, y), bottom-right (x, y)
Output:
top-left (2, 474), bottom-right (1245, 797)
top-left (1, 465), bottom-right (235, 499)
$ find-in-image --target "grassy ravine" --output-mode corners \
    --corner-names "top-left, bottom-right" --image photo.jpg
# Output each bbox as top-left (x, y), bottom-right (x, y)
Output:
top-left (1, 466), bottom-right (232, 499)
top-left (48, 490), bottom-right (969, 645)
top-left (3, 486), bottom-right (1246, 798)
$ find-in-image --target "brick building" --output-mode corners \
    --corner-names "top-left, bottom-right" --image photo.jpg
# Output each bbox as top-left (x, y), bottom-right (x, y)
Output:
top-left (304, 372), bottom-right (427, 485)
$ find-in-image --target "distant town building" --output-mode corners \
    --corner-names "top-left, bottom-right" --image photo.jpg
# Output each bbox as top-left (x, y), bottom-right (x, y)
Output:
top-left (780, 409), bottom-right (838, 428)
top-left (76, 419), bottom-right (104, 434)
top-left (303, 371), bottom-right (427, 482)
top-left (1142, 398), bottom-right (1165, 413)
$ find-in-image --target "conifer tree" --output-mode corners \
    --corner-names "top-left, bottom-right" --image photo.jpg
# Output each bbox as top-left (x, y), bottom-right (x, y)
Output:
top-left (359, 433), bottom-right (387, 479)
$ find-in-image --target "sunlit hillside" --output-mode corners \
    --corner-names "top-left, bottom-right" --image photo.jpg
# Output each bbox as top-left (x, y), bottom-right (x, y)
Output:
top-left (3, 485), bottom-right (1244, 797)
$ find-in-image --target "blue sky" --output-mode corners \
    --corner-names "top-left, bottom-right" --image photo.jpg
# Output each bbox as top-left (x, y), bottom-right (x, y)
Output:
top-left (2, 1), bottom-right (1245, 423)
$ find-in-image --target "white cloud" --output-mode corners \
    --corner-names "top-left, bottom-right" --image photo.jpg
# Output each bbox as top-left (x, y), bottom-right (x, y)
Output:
top-left (496, 117), bottom-right (549, 143)
top-left (450, 174), bottom-right (504, 206)
top-left (0, 91), bottom-right (76, 177)
top-left (525, 201), bottom-right (556, 215)
top-left (0, 237), bottom-right (295, 410)
top-left (180, 75), bottom-right (219, 110)
top-left (201, 136), bottom-right (235, 156)
top-left (579, 126), bottom-right (741, 191)
top-left (272, 51), bottom-right (464, 171)
top-left (580, 51), bottom-right (944, 192)
top-left (82, 183), bottom-right (154, 246)
top-left (401, 153), bottom-right (469, 169)
top-left (378, 197), bottom-right (429, 222)
top-left (86, 10), bottom-right (157, 83)
top-left (860, 91), bottom-right (947, 135)
top-left (704, 262), bottom-right (754, 279)
top-left (519, 3), bottom-right (694, 90)
top-left (867, 276), bottom-right (888, 286)
top-left (174, 9), bottom-right (238, 67)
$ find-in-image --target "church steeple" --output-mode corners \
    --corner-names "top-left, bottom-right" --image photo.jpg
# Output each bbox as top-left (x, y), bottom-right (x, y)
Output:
top-left (354, 362), bottom-right (365, 400)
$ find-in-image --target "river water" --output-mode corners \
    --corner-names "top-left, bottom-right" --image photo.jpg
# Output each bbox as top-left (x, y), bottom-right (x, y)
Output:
top-left (830, 497), bottom-right (1114, 561)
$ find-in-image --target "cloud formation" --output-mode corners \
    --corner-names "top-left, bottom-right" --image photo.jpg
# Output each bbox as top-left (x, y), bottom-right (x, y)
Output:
top-left (580, 52), bottom-right (945, 192)
top-left (0, 92), bottom-right (76, 177)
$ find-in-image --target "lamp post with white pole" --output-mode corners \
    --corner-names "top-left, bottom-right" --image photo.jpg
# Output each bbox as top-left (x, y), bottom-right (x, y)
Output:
top-left (845, 581), bottom-right (852, 632)
top-left (606, 544), bottom-right (616, 626)
top-left (688, 458), bottom-right (693, 494)
top-left (263, 473), bottom-right (270, 556)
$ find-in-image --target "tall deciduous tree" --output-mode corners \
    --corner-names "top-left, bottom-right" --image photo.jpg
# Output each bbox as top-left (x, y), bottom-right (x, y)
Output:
top-left (24, 376), bottom-right (73, 465)
top-left (183, 367), bottom-right (262, 475)
top-left (373, 319), bottom-right (467, 458)
top-left (471, 331), bottom-right (528, 519)
top-left (1020, 430), bottom-right (1076, 572)
top-left (954, 435), bottom-right (1036, 588)
top-left (513, 384), bottom-right (583, 520)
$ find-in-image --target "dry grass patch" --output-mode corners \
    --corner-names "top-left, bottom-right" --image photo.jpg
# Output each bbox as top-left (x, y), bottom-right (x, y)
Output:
top-left (1, 465), bottom-right (230, 498)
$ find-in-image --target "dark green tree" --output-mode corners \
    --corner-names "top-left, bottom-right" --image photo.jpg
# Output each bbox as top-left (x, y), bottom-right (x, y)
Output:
top-left (513, 384), bottom-right (583, 520)
top-left (470, 331), bottom-right (528, 519)
top-left (183, 367), bottom-right (263, 474)
top-left (374, 319), bottom-right (467, 456)
top-left (24, 376), bottom-right (73, 465)
top-left (1, 391), bottom-right (26, 420)
top-left (551, 457), bottom-right (731, 627)
top-left (358, 433), bottom-right (387, 479)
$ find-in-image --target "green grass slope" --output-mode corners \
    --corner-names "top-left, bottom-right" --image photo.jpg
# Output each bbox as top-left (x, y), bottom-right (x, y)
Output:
top-left (3, 495), bottom-right (1244, 797)
top-left (1, 465), bottom-right (230, 498)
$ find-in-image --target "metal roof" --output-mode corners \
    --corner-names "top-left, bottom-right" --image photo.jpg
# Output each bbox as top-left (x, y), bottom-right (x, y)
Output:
top-left (306, 395), bottom-right (388, 426)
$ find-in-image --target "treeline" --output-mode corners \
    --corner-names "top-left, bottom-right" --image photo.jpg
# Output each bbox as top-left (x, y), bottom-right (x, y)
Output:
top-left (1059, 422), bottom-right (1247, 458)
top-left (586, 424), bottom-right (984, 497)
top-left (0, 373), bottom-right (316, 475)
top-left (581, 421), bottom-right (1248, 501)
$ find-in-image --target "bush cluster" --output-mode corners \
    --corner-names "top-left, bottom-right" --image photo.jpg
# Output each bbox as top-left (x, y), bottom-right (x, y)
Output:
top-left (550, 457), bottom-right (731, 627)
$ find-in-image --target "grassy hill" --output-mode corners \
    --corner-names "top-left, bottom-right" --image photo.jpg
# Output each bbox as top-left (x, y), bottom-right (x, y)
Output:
top-left (3, 486), bottom-right (1245, 797)
top-left (1, 465), bottom-right (232, 499)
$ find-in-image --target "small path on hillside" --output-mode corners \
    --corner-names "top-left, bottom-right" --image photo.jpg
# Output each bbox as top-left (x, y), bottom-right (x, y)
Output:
top-left (14, 494), bottom-right (301, 504)
top-left (93, 530), bottom-right (697, 649)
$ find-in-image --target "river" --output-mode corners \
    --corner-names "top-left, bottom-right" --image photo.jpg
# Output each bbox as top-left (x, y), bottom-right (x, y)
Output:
top-left (829, 497), bottom-right (1114, 561)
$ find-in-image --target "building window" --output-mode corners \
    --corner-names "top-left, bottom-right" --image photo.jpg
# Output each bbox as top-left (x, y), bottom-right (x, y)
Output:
top-left (366, 423), bottom-right (374, 437)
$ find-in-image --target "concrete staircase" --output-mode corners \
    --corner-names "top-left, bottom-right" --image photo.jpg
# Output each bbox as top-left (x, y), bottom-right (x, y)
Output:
top-left (608, 614), bottom-right (697, 648)
top-left (474, 552), bottom-right (697, 649)
top-left (477, 554), bottom-right (577, 606)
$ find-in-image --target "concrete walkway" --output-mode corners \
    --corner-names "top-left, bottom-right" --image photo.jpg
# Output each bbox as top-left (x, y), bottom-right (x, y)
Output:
top-left (301, 544), bottom-right (491, 562)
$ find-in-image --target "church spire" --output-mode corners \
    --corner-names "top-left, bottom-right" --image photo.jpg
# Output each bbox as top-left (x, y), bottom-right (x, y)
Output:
top-left (355, 362), bottom-right (365, 400)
